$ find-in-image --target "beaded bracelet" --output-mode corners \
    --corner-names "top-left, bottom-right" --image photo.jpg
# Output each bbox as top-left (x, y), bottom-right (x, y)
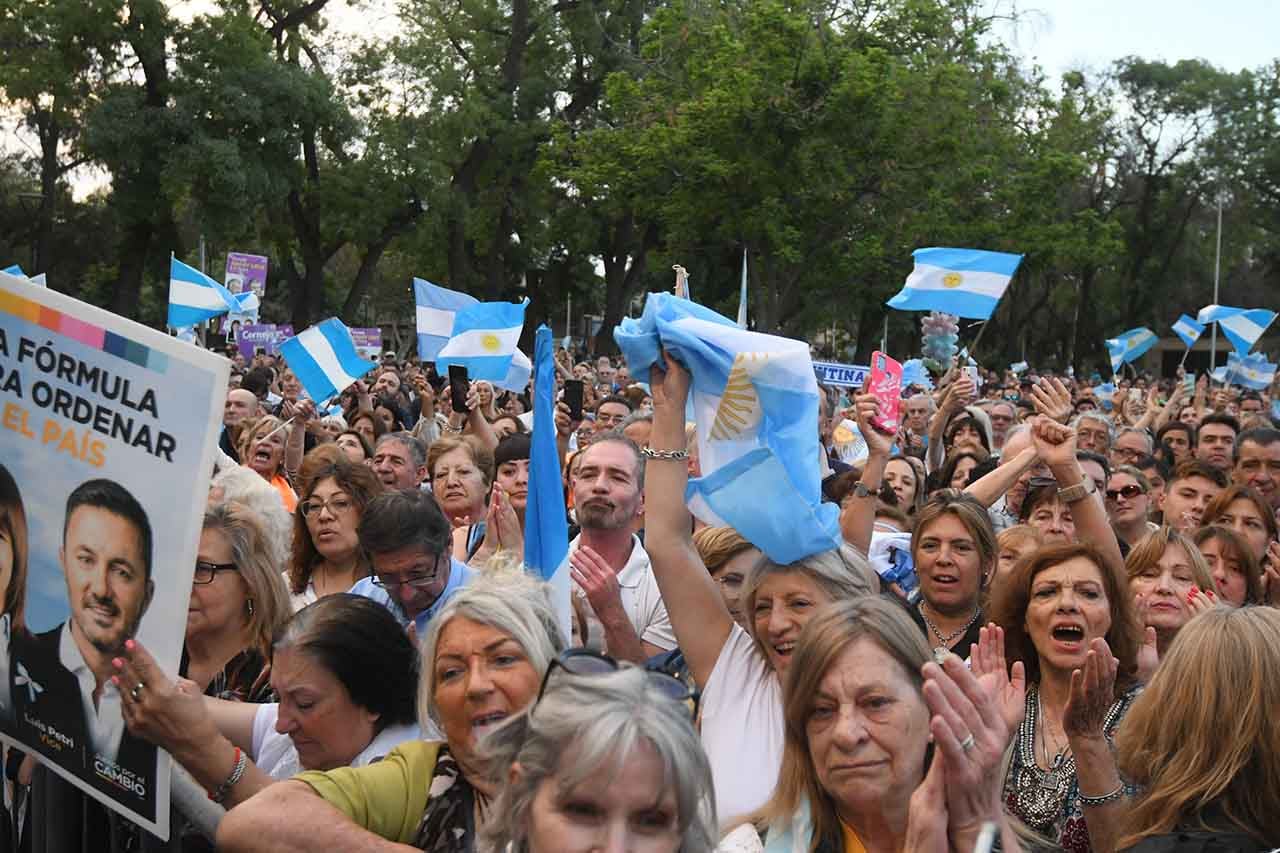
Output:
top-left (1078, 783), bottom-right (1125, 807)
top-left (209, 746), bottom-right (247, 804)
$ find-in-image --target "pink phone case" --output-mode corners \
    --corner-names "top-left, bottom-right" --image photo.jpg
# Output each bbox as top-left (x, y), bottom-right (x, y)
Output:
top-left (869, 351), bottom-right (903, 434)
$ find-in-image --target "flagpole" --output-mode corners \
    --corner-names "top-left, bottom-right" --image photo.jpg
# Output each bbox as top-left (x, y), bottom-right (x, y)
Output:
top-left (968, 320), bottom-right (989, 356)
top-left (1210, 193), bottom-right (1223, 371)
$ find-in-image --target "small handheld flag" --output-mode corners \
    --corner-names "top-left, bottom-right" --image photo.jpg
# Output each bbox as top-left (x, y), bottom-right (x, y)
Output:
top-left (414, 278), bottom-right (478, 362)
top-left (435, 299), bottom-right (528, 385)
top-left (1105, 327), bottom-right (1157, 374)
top-left (886, 248), bottom-right (1024, 320)
top-left (1171, 314), bottom-right (1204, 349)
top-left (1196, 305), bottom-right (1277, 356)
top-left (168, 257), bottom-right (239, 328)
top-left (279, 318), bottom-right (377, 403)
top-left (1225, 352), bottom-right (1277, 391)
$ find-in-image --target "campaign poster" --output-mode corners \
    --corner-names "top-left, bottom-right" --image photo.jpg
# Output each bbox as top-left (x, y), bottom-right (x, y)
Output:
top-left (349, 327), bottom-right (384, 361)
top-left (237, 323), bottom-right (294, 361)
top-left (0, 272), bottom-right (228, 838)
top-left (221, 253), bottom-right (268, 339)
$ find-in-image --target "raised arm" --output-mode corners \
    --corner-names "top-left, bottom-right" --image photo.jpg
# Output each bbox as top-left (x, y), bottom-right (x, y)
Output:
top-left (1032, 418), bottom-right (1125, 578)
top-left (643, 354), bottom-right (734, 687)
top-left (284, 399), bottom-right (314, 481)
top-left (964, 446), bottom-right (1038, 508)
top-left (460, 384), bottom-right (498, 452)
top-left (838, 391), bottom-right (892, 555)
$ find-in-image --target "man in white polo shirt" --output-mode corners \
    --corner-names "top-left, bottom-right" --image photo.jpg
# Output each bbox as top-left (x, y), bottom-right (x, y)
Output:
top-left (562, 433), bottom-right (675, 662)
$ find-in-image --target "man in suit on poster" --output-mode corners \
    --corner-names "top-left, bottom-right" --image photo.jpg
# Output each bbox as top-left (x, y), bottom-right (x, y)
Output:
top-left (13, 478), bottom-right (157, 818)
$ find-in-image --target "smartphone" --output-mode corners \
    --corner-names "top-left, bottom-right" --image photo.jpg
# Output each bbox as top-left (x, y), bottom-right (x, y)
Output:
top-left (448, 365), bottom-right (470, 412)
top-left (964, 365), bottom-right (982, 390)
top-left (563, 379), bottom-right (585, 421)
top-left (1129, 388), bottom-right (1141, 402)
top-left (868, 351), bottom-right (903, 434)
top-left (1183, 373), bottom-right (1196, 394)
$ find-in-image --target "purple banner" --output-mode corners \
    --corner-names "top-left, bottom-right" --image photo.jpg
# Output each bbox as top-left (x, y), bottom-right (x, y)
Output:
top-left (349, 327), bottom-right (384, 360)
top-left (221, 253), bottom-right (268, 337)
top-left (237, 323), bottom-right (295, 360)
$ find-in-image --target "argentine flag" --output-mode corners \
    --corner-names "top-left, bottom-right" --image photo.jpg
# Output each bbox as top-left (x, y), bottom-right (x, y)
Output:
top-left (886, 248), bottom-right (1024, 320)
top-left (524, 325), bottom-right (571, 641)
top-left (1226, 352), bottom-right (1277, 391)
top-left (1171, 314), bottom-right (1204, 348)
top-left (1197, 305), bottom-right (1277, 356)
top-left (615, 293), bottom-right (841, 564)
top-left (1095, 382), bottom-right (1116, 411)
top-left (168, 257), bottom-right (239, 328)
top-left (436, 299), bottom-right (530, 388)
top-left (279, 318), bottom-right (377, 403)
top-left (417, 279), bottom-right (532, 391)
top-left (1105, 327), bottom-right (1157, 374)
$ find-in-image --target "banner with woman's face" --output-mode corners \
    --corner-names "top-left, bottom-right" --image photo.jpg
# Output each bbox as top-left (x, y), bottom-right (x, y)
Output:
top-left (0, 271), bottom-right (228, 839)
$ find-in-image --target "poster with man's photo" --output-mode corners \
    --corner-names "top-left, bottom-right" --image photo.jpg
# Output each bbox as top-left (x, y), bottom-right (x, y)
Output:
top-left (220, 252), bottom-right (268, 340)
top-left (0, 272), bottom-right (229, 838)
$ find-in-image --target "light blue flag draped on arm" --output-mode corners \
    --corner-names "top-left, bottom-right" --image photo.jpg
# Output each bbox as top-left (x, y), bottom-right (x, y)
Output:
top-left (1171, 314), bottom-right (1204, 348)
top-left (168, 257), bottom-right (239, 328)
top-left (1197, 304), bottom-right (1277, 356)
top-left (885, 248), bottom-right (1024, 320)
top-left (615, 293), bottom-right (840, 564)
top-left (279, 318), bottom-right (377, 403)
top-left (524, 325), bottom-right (571, 641)
top-left (1105, 327), bottom-right (1157, 374)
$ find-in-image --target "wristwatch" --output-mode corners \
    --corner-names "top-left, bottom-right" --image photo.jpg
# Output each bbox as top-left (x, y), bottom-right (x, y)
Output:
top-left (850, 481), bottom-right (877, 500)
top-left (1057, 476), bottom-right (1096, 504)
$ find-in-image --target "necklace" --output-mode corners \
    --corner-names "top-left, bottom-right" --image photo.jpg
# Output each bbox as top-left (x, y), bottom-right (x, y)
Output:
top-left (919, 602), bottom-right (980, 653)
top-left (1013, 686), bottom-right (1072, 830)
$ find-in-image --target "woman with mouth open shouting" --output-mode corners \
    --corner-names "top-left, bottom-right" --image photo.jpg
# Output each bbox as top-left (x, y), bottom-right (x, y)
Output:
top-left (643, 354), bottom-right (879, 823)
top-left (985, 416), bottom-right (1146, 853)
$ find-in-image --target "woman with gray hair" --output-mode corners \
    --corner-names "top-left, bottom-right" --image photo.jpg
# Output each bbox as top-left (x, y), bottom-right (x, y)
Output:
top-left (216, 571), bottom-right (565, 851)
top-left (209, 465), bottom-right (294, 570)
top-left (482, 663), bottom-right (718, 853)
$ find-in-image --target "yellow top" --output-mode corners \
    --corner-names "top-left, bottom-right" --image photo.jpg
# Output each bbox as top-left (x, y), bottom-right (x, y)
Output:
top-left (840, 820), bottom-right (868, 853)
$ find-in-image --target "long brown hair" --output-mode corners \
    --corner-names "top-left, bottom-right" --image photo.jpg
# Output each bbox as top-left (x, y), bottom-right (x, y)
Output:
top-left (1202, 483), bottom-right (1278, 548)
top-left (988, 541), bottom-right (1141, 690)
top-left (287, 445), bottom-right (383, 595)
top-left (1192, 525), bottom-right (1262, 604)
top-left (1116, 607), bottom-right (1280, 847)
top-left (751, 597), bottom-right (931, 849)
top-left (0, 464), bottom-right (28, 633)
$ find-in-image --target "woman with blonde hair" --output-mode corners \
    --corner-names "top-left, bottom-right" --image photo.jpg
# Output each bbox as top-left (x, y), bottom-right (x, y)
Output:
top-left (1115, 606), bottom-right (1280, 851)
top-left (237, 415), bottom-right (302, 512)
top-left (909, 490), bottom-right (997, 659)
top-left (1125, 526), bottom-right (1215, 660)
top-left (691, 526), bottom-right (759, 628)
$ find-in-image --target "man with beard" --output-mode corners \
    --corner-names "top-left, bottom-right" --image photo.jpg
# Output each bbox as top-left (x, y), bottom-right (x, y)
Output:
top-left (560, 434), bottom-right (675, 663)
top-left (350, 489), bottom-right (473, 636)
top-left (13, 479), bottom-right (156, 814)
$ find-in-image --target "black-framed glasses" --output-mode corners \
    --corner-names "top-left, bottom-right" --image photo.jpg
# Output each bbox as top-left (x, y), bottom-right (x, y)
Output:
top-left (535, 649), bottom-right (699, 716)
top-left (193, 561), bottom-right (239, 585)
top-left (1105, 484), bottom-right (1145, 502)
top-left (369, 554), bottom-right (448, 590)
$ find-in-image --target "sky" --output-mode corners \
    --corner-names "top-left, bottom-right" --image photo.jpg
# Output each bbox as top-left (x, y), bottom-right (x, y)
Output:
top-left (992, 0), bottom-right (1278, 82)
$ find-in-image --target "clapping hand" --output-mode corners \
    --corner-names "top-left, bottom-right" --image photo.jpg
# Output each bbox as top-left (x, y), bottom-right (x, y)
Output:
top-left (968, 624), bottom-right (1026, 739)
top-left (1062, 637), bottom-right (1118, 740)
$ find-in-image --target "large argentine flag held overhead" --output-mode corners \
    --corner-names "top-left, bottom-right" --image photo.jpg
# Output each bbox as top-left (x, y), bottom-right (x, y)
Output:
top-left (279, 318), bottom-right (377, 403)
top-left (615, 293), bottom-right (841, 564)
top-left (168, 257), bottom-right (239, 328)
top-left (886, 248), bottom-right (1024, 320)
top-left (1197, 304), bottom-right (1277, 356)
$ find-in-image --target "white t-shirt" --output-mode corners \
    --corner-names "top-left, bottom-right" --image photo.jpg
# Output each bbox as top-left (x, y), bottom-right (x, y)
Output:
top-left (561, 535), bottom-right (677, 653)
top-left (282, 571), bottom-right (318, 613)
top-left (699, 623), bottom-right (782, 822)
top-left (251, 703), bottom-right (422, 779)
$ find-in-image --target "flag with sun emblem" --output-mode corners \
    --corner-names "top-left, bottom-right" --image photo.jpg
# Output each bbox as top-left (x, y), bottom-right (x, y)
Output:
top-left (614, 293), bottom-right (841, 563)
top-left (886, 247), bottom-right (1023, 319)
top-left (435, 299), bottom-right (529, 384)
top-left (1105, 327), bottom-right (1157, 374)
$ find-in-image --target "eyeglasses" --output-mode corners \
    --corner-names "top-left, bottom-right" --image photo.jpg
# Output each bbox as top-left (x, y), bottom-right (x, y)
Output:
top-left (300, 495), bottom-right (356, 518)
top-left (1104, 484), bottom-right (1145, 502)
top-left (193, 560), bottom-right (239, 584)
top-left (370, 554), bottom-right (447, 590)
top-left (535, 649), bottom-right (699, 717)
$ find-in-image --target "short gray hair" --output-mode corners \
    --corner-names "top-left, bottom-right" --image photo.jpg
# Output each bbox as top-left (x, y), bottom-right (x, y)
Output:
top-left (480, 667), bottom-right (718, 853)
top-left (377, 431), bottom-right (427, 469)
top-left (740, 543), bottom-right (879, 664)
top-left (1116, 426), bottom-right (1154, 454)
top-left (418, 573), bottom-right (565, 730)
top-left (1072, 412), bottom-right (1115, 444)
top-left (209, 465), bottom-right (292, 569)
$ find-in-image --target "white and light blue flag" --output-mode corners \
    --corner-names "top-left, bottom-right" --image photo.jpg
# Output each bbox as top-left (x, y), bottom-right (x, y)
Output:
top-left (1105, 327), bottom-right (1157, 374)
top-left (168, 257), bottom-right (239, 328)
top-left (436, 299), bottom-right (529, 388)
top-left (414, 278), bottom-right (477, 362)
top-left (1095, 383), bottom-right (1116, 409)
top-left (614, 293), bottom-right (841, 564)
top-left (279, 318), bottom-right (377, 403)
top-left (524, 325), bottom-right (571, 641)
top-left (1197, 304), bottom-right (1277, 356)
top-left (1171, 314), bottom-right (1204, 348)
top-left (1009, 361), bottom-right (1029, 374)
top-left (886, 248), bottom-right (1024, 320)
top-left (1226, 352), bottom-right (1276, 391)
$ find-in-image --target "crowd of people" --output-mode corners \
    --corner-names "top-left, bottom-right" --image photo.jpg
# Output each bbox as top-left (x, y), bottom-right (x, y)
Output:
top-left (12, 338), bottom-right (1280, 852)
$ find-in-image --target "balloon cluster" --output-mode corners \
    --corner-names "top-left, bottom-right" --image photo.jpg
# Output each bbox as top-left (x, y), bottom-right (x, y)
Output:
top-left (920, 312), bottom-right (960, 374)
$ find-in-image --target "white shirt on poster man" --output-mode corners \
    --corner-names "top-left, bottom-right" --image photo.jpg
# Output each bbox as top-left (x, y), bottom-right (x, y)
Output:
top-left (59, 623), bottom-right (126, 763)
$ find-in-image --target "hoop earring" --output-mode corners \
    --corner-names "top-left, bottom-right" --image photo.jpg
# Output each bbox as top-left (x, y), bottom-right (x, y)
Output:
top-left (246, 598), bottom-right (255, 617)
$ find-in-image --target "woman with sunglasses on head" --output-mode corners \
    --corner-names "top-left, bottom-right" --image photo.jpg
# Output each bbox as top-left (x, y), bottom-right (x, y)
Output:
top-left (482, 658), bottom-right (716, 853)
top-left (644, 355), bottom-right (879, 822)
top-left (217, 572), bottom-right (564, 851)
